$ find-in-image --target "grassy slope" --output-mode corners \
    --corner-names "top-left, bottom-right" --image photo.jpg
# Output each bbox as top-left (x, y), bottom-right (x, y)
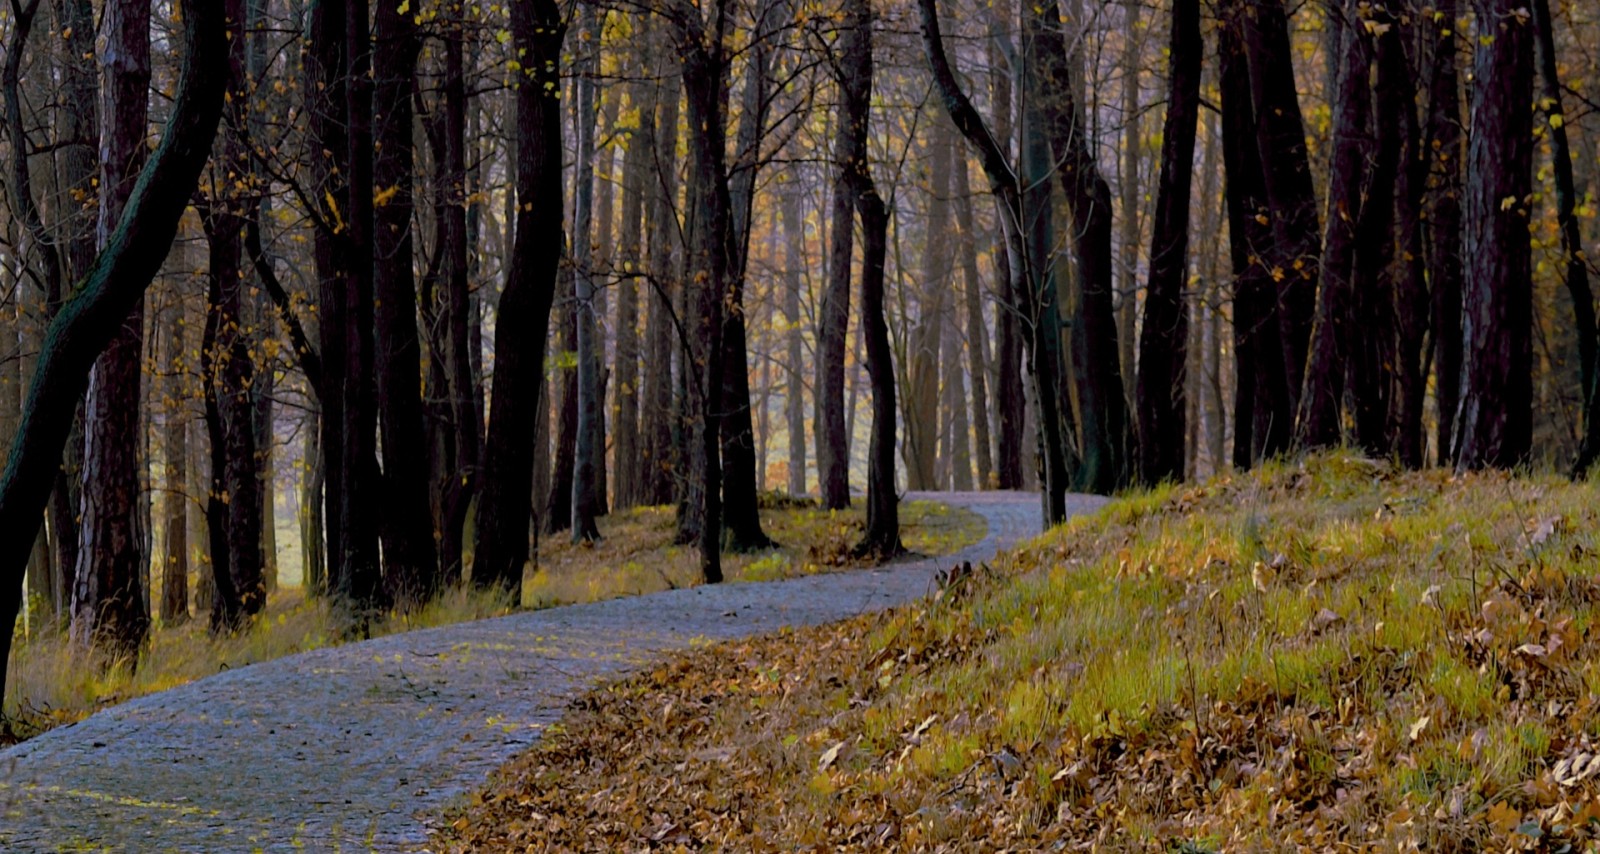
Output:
top-left (3, 498), bottom-right (982, 745)
top-left (444, 455), bottom-right (1600, 851)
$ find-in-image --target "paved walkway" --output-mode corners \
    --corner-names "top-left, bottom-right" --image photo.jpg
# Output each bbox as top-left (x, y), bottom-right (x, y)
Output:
top-left (0, 491), bottom-right (1103, 852)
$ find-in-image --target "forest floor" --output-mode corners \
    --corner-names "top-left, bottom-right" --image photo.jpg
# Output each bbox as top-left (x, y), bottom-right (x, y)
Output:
top-left (0, 492), bottom-right (1049, 851)
top-left (442, 455), bottom-right (1600, 852)
top-left (1, 495), bottom-right (981, 747)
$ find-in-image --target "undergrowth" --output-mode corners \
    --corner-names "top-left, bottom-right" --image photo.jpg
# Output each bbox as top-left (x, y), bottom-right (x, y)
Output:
top-left (443, 454), bottom-right (1600, 851)
top-left (4, 498), bottom-right (983, 747)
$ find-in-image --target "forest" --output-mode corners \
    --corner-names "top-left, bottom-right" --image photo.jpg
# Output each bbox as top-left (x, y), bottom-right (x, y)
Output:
top-left (0, 0), bottom-right (1595, 719)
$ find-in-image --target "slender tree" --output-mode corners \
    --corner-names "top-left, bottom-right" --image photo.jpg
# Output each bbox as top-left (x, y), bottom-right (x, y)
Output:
top-left (1455, 0), bottom-right (1534, 470)
top-left (473, 0), bottom-right (566, 591)
top-left (1134, 0), bottom-right (1201, 486)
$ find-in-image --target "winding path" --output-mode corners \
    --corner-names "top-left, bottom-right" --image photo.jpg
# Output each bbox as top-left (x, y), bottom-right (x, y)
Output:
top-left (0, 491), bottom-right (1103, 852)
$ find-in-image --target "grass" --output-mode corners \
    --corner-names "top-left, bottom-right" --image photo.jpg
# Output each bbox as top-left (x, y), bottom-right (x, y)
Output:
top-left (441, 454), bottom-right (1600, 851)
top-left (522, 496), bottom-right (986, 608)
top-left (3, 496), bottom-right (984, 746)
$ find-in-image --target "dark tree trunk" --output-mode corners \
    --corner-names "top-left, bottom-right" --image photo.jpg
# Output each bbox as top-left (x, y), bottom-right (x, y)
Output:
top-left (816, 65), bottom-right (857, 511)
top-left (1241, 0), bottom-right (1320, 409)
top-left (1541, 0), bottom-right (1600, 476)
top-left (545, 297), bottom-right (577, 536)
top-left (0, 0), bottom-right (226, 711)
top-left (833, 0), bottom-right (900, 556)
top-left (473, 0), bottom-right (565, 591)
top-left (641, 40), bottom-right (681, 508)
top-left (571, 2), bottom-right (604, 543)
top-left (372, 0), bottom-right (439, 604)
top-left (339, 0), bottom-right (384, 619)
top-left (1391, 11), bottom-right (1431, 469)
top-left (721, 0), bottom-right (781, 550)
top-left (1426, 0), bottom-right (1464, 467)
top-left (612, 55), bottom-right (651, 511)
top-left (161, 302), bottom-right (188, 625)
top-left (1455, 0), bottom-right (1533, 470)
top-left (421, 1), bottom-right (479, 582)
top-left (905, 122), bottom-right (952, 493)
top-left (70, 0), bottom-right (153, 659)
top-left (989, 30), bottom-right (1025, 491)
top-left (1299, 0), bottom-right (1370, 450)
top-left (1134, 0), bottom-right (1200, 486)
top-left (1033, 0), bottom-right (1130, 495)
top-left (1017, 3), bottom-right (1073, 518)
top-left (1348, 15), bottom-right (1405, 457)
top-left (1219, 6), bottom-right (1291, 466)
top-left (307, 0), bottom-right (348, 596)
top-left (666, 0), bottom-right (733, 583)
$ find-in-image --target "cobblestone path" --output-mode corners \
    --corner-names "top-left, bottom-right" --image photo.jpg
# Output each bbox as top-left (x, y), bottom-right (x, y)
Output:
top-left (0, 492), bottom-right (1103, 852)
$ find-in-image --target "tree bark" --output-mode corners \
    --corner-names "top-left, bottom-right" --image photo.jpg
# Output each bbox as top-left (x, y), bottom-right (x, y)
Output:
top-left (372, 0), bottom-right (439, 604)
top-left (473, 0), bottom-right (565, 591)
top-left (571, 1), bottom-right (604, 543)
top-left (1134, 0), bottom-right (1200, 486)
top-left (816, 52), bottom-right (858, 511)
top-left (612, 48), bottom-right (651, 511)
top-left (641, 39), bottom-right (681, 508)
top-left (1455, 0), bottom-right (1533, 470)
top-left (781, 184), bottom-right (808, 495)
top-left (70, 0), bottom-right (154, 658)
top-left (951, 153), bottom-right (994, 489)
top-left (1426, 0), bottom-right (1464, 466)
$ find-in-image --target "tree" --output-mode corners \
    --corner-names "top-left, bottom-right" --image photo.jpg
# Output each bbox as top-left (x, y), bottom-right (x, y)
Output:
top-left (372, 0), bottom-right (439, 604)
top-left (0, 0), bottom-right (227, 710)
top-left (836, 0), bottom-right (900, 557)
top-left (68, 0), bottom-right (154, 657)
top-left (571, 0), bottom-right (604, 544)
top-left (473, 0), bottom-right (566, 591)
top-left (1134, 0), bottom-right (1201, 486)
top-left (1455, 0), bottom-right (1534, 470)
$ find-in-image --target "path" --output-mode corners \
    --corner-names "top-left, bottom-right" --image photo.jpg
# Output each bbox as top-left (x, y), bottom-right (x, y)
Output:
top-left (0, 491), bottom-right (1104, 852)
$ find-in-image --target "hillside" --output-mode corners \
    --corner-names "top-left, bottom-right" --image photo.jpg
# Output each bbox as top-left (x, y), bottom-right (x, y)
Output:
top-left (444, 455), bottom-right (1600, 851)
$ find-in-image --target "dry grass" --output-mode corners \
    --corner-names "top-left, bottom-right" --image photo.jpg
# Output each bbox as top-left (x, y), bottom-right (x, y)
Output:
top-left (442, 454), bottom-right (1600, 852)
top-left (522, 497), bottom-right (986, 609)
top-left (3, 497), bottom-right (983, 747)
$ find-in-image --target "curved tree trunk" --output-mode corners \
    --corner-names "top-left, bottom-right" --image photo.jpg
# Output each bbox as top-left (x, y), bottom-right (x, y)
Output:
top-left (0, 0), bottom-right (226, 711)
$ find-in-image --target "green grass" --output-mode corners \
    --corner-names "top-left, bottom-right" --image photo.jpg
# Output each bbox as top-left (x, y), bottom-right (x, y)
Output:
top-left (441, 453), bottom-right (1600, 850)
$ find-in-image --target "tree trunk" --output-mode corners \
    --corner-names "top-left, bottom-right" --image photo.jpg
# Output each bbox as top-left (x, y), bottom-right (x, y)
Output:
top-left (641, 40), bottom-right (681, 508)
top-left (473, 0), bottom-right (565, 591)
top-left (1116, 0), bottom-right (1143, 401)
top-left (781, 185), bottom-right (808, 495)
top-left (1426, 0), bottom-right (1464, 466)
top-left (952, 151), bottom-right (994, 489)
top-left (545, 296), bottom-right (577, 536)
top-left (721, 0), bottom-right (782, 550)
top-left (307, 0), bottom-right (348, 596)
top-left (571, 1), bottom-right (604, 543)
top-left (336, 0), bottom-right (384, 621)
top-left (1540, 0), bottom-right (1600, 475)
top-left (1219, 5), bottom-right (1291, 466)
top-left (1134, 0), bottom-right (1200, 486)
top-left (612, 50), bottom-right (650, 511)
top-left (816, 66), bottom-right (857, 511)
top-left (1455, 0), bottom-right (1533, 470)
top-left (906, 121), bottom-right (952, 493)
top-left (989, 30), bottom-right (1025, 491)
top-left (372, 0), bottom-right (439, 604)
top-left (70, 0), bottom-right (154, 659)
top-left (1299, 0), bottom-right (1370, 450)
top-left (160, 302), bottom-right (188, 624)
top-left (0, 0), bottom-right (226, 711)
top-left (1241, 0), bottom-right (1320, 409)
top-left (1033, 0), bottom-right (1130, 495)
